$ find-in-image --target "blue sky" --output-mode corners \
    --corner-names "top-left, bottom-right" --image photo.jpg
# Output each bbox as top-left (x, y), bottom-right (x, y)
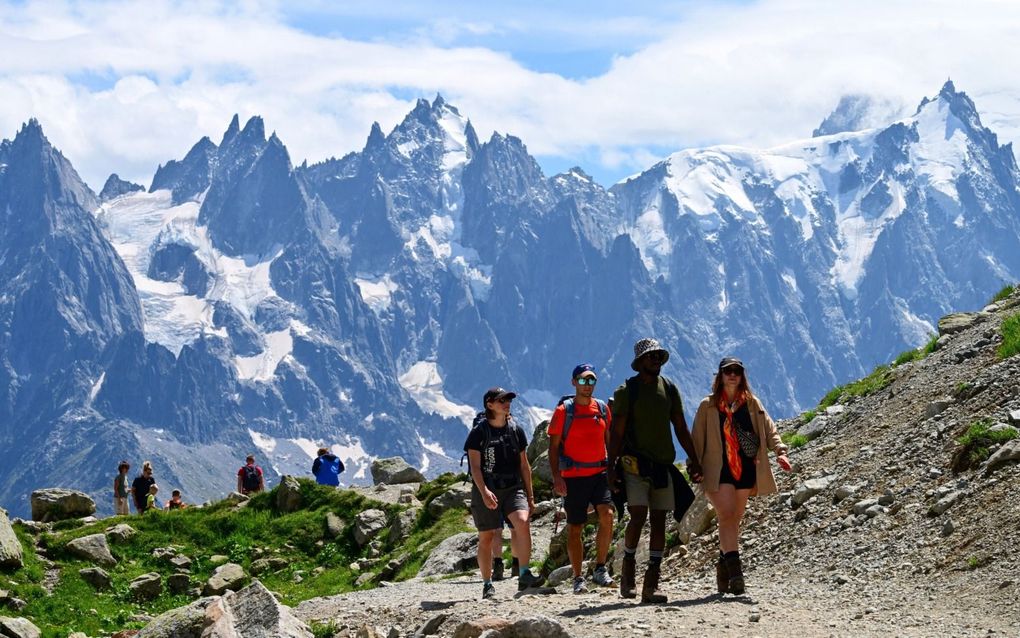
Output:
top-left (2, 0), bottom-right (1020, 189)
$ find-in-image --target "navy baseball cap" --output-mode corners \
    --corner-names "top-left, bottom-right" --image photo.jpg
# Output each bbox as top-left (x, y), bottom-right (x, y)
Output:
top-left (572, 363), bottom-right (596, 378)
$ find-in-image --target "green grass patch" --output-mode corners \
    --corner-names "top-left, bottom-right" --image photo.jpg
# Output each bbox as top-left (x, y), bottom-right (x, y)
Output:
top-left (800, 409), bottom-right (817, 424)
top-left (893, 348), bottom-right (923, 367)
top-left (781, 432), bottom-right (809, 449)
top-left (953, 381), bottom-right (973, 398)
top-left (998, 313), bottom-right (1020, 359)
top-left (991, 284), bottom-right (1015, 304)
top-left (817, 364), bottom-right (893, 410)
top-left (952, 418), bottom-right (1019, 472)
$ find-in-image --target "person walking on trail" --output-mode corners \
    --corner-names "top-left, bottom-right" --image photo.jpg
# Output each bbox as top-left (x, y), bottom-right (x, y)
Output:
top-left (691, 357), bottom-right (791, 595)
top-left (312, 447), bottom-right (345, 486)
top-left (607, 338), bottom-right (703, 603)
top-left (464, 387), bottom-right (545, 599)
top-left (113, 461), bottom-right (131, 516)
top-left (131, 461), bottom-right (156, 514)
top-left (237, 454), bottom-right (265, 495)
top-left (548, 363), bottom-right (616, 594)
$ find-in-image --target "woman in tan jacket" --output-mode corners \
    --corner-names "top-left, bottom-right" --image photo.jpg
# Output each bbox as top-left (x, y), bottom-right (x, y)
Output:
top-left (691, 357), bottom-right (791, 595)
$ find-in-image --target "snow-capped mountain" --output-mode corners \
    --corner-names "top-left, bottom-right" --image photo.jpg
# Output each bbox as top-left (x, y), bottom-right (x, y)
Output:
top-left (1, 82), bottom-right (1018, 517)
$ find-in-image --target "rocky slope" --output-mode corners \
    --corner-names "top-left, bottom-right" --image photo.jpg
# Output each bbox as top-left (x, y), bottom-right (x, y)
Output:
top-left (289, 289), bottom-right (1020, 637)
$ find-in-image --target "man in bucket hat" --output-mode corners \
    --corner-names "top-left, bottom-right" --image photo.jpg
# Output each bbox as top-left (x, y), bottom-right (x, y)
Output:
top-left (608, 338), bottom-right (702, 603)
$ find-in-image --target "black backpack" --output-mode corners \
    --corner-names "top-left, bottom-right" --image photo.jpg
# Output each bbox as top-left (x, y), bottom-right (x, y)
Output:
top-left (241, 465), bottom-right (261, 492)
top-left (461, 413), bottom-right (522, 483)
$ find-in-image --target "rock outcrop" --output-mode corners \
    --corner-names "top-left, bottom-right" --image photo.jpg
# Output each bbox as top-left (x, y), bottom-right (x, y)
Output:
top-left (371, 457), bottom-right (425, 485)
top-left (30, 489), bottom-right (96, 522)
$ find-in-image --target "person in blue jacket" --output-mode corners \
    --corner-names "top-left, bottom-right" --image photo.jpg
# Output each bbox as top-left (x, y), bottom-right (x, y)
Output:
top-left (312, 447), bottom-right (345, 486)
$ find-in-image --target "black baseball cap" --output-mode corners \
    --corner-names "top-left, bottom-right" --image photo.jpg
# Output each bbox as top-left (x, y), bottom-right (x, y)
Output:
top-left (718, 357), bottom-right (744, 371)
top-left (483, 387), bottom-right (517, 405)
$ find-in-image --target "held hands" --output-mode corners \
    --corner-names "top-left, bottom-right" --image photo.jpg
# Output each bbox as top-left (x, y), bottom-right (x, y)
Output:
top-left (686, 460), bottom-right (704, 483)
top-left (606, 467), bottom-right (620, 493)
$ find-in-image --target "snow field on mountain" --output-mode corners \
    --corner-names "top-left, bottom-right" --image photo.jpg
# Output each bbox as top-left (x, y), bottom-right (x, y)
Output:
top-left (96, 189), bottom-right (296, 381)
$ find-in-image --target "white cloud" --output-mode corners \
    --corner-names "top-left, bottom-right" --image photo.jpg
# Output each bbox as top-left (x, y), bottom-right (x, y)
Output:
top-left (2, 0), bottom-right (1020, 189)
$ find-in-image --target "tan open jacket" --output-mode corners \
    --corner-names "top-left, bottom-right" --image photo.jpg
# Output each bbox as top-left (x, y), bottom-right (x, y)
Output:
top-left (691, 393), bottom-right (786, 496)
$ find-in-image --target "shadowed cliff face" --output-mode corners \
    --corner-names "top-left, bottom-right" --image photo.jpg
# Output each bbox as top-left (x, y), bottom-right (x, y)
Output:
top-left (2, 82), bottom-right (1020, 517)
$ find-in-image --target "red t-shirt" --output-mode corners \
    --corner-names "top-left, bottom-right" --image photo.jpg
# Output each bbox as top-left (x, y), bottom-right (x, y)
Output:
top-left (547, 400), bottom-right (612, 477)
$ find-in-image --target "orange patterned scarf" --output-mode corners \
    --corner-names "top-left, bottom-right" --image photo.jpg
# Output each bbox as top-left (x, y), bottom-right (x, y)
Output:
top-left (718, 392), bottom-right (747, 481)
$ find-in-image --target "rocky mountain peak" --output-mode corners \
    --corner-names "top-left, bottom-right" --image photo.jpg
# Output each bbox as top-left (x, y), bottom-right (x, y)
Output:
top-left (98, 173), bottom-right (144, 202)
top-left (812, 94), bottom-right (902, 137)
top-left (364, 121), bottom-right (385, 152)
top-left (220, 113), bottom-right (241, 147)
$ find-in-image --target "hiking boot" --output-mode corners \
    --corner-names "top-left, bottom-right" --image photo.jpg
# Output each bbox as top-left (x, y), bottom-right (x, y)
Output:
top-left (716, 555), bottom-right (729, 594)
top-left (492, 557), bottom-right (504, 581)
top-left (593, 565), bottom-right (614, 587)
top-left (518, 569), bottom-right (546, 591)
top-left (482, 582), bottom-right (496, 599)
top-left (724, 553), bottom-right (745, 595)
top-left (640, 563), bottom-right (668, 604)
top-left (620, 555), bottom-right (637, 599)
top-left (511, 557), bottom-right (520, 577)
top-left (572, 576), bottom-right (588, 594)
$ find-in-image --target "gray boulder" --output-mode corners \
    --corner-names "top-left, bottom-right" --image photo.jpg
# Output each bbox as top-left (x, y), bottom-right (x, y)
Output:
top-left (205, 580), bottom-right (312, 637)
top-left (325, 512), bottom-right (345, 539)
top-left (798, 415), bottom-right (829, 440)
top-left (130, 572), bottom-right (163, 601)
top-left (0, 510), bottom-right (23, 570)
top-left (418, 532), bottom-right (478, 577)
top-left (66, 533), bottom-right (117, 567)
top-left (203, 562), bottom-right (246, 595)
top-left (79, 567), bottom-right (112, 590)
top-left (250, 557), bottom-right (289, 575)
top-left (792, 476), bottom-right (835, 508)
top-left (983, 439), bottom-right (1020, 475)
top-left (168, 572), bottom-right (191, 594)
top-left (0, 617), bottom-right (41, 638)
top-left (105, 523), bottom-right (137, 544)
top-left (276, 476), bottom-right (303, 513)
top-left (673, 487), bottom-right (716, 543)
top-left (928, 490), bottom-right (964, 517)
top-left (512, 616), bottom-right (570, 638)
top-left (353, 509), bottom-right (388, 546)
top-left (136, 596), bottom-right (220, 638)
top-left (30, 488), bottom-right (96, 522)
top-left (426, 483), bottom-right (472, 519)
top-left (388, 508), bottom-right (420, 544)
top-left (526, 420), bottom-right (551, 465)
top-left (371, 457), bottom-right (425, 485)
top-left (938, 312), bottom-right (979, 335)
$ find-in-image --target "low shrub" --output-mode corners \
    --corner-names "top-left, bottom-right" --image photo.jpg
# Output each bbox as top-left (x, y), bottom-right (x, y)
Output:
top-left (781, 432), bottom-right (809, 449)
top-left (952, 418), bottom-right (1019, 471)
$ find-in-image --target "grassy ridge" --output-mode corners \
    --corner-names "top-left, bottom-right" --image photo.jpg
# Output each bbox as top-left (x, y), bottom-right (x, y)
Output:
top-left (2, 476), bottom-right (472, 638)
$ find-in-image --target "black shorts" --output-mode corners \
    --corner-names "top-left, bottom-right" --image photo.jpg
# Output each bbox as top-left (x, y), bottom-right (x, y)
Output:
top-left (470, 484), bottom-right (528, 531)
top-left (719, 453), bottom-right (757, 490)
top-left (564, 472), bottom-right (614, 525)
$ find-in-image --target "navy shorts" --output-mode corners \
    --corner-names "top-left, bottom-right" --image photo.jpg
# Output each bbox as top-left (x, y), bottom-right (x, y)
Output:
top-left (564, 472), bottom-right (613, 525)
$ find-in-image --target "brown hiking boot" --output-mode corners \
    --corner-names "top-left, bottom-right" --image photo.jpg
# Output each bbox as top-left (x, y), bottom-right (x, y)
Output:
top-left (716, 555), bottom-right (729, 594)
top-left (640, 563), bottom-right (667, 603)
top-left (724, 553), bottom-right (745, 595)
top-left (620, 555), bottom-right (637, 599)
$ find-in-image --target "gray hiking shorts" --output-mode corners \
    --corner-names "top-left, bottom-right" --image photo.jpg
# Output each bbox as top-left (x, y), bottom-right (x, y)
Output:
top-left (470, 484), bottom-right (528, 531)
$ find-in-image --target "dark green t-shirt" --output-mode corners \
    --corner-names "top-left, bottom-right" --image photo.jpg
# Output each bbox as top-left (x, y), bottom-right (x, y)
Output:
top-left (612, 376), bottom-right (684, 464)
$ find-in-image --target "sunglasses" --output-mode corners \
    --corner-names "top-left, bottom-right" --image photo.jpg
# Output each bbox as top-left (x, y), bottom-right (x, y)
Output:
top-left (722, 367), bottom-right (743, 376)
top-left (495, 397), bottom-right (512, 404)
top-left (643, 351), bottom-right (667, 362)
top-left (575, 377), bottom-right (597, 386)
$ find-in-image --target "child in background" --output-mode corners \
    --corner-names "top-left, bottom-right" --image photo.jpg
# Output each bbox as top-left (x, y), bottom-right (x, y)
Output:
top-left (165, 489), bottom-right (186, 511)
top-left (145, 484), bottom-right (160, 512)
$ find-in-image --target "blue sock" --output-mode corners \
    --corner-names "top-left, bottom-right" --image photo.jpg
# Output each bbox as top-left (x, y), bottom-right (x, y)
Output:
top-left (520, 566), bottom-right (530, 577)
top-left (483, 578), bottom-right (492, 586)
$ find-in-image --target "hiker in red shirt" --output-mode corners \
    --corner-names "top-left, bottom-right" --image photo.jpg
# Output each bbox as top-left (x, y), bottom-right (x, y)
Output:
top-left (237, 454), bottom-right (265, 495)
top-left (548, 363), bottom-right (615, 594)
